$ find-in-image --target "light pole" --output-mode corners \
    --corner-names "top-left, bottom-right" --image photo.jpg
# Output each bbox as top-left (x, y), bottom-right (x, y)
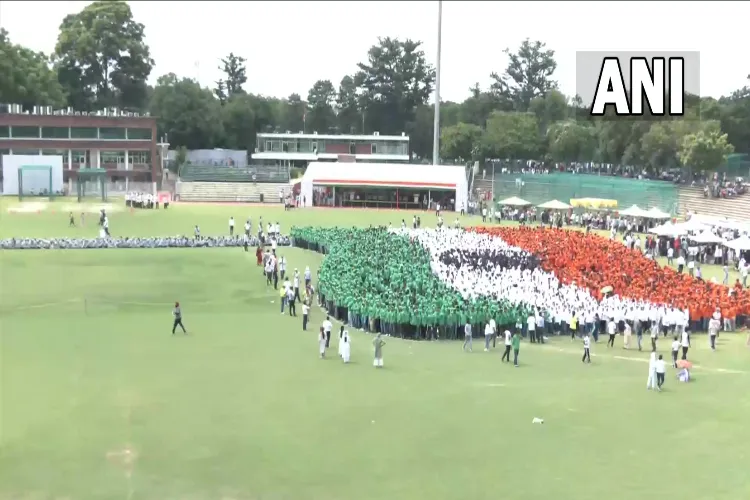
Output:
top-left (432, 0), bottom-right (443, 166)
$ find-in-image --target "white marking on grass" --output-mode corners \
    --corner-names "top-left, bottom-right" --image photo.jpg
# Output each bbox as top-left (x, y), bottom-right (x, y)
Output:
top-left (6, 202), bottom-right (48, 213)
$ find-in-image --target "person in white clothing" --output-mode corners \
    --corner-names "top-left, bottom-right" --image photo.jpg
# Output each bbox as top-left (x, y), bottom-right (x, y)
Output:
top-left (647, 352), bottom-right (657, 390)
top-left (623, 322), bottom-right (632, 349)
top-left (670, 336), bottom-right (680, 368)
top-left (318, 328), bottom-right (327, 359)
top-left (680, 328), bottom-right (690, 360)
top-left (341, 331), bottom-right (351, 363)
top-left (322, 316), bottom-right (333, 348)
top-left (484, 323), bottom-right (493, 351)
top-left (708, 317), bottom-right (720, 351)
top-left (462, 321), bottom-right (473, 352)
top-left (229, 216), bottom-right (235, 236)
top-left (582, 334), bottom-right (591, 363)
top-left (501, 330), bottom-right (512, 363)
top-left (655, 355), bottom-right (666, 391)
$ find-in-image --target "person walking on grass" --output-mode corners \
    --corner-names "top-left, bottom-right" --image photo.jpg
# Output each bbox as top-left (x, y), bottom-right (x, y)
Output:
top-left (318, 327), bottom-right (327, 359)
top-left (647, 351), bottom-right (657, 390)
top-left (172, 301), bottom-right (187, 335)
top-left (463, 320), bottom-right (473, 352)
top-left (655, 355), bottom-right (666, 391)
top-left (373, 333), bottom-right (385, 368)
top-left (511, 330), bottom-right (521, 367)
top-left (582, 333), bottom-right (591, 363)
top-left (501, 330), bottom-right (512, 363)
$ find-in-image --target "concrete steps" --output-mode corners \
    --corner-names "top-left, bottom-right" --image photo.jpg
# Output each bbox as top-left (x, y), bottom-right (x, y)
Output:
top-left (176, 182), bottom-right (288, 203)
top-left (677, 186), bottom-right (750, 220)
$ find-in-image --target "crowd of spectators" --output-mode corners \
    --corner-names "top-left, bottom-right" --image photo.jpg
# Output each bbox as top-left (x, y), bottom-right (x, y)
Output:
top-left (0, 235), bottom-right (292, 250)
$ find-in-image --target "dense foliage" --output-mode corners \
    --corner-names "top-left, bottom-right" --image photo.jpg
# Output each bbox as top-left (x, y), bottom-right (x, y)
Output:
top-left (2, 0), bottom-right (748, 171)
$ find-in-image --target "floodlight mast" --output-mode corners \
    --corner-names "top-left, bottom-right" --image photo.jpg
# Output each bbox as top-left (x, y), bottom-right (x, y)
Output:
top-left (432, 0), bottom-right (442, 166)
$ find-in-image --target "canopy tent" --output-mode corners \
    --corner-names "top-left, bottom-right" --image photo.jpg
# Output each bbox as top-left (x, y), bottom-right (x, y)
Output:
top-left (498, 196), bottom-right (532, 207)
top-left (537, 199), bottom-right (571, 210)
top-left (689, 231), bottom-right (724, 244)
top-left (644, 207), bottom-right (671, 219)
top-left (570, 198), bottom-right (618, 209)
top-left (674, 218), bottom-right (709, 233)
top-left (724, 235), bottom-right (750, 251)
top-left (619, 205), bottom-right (650, 217)
top-left (690, 214), bottom-right (750, 232)
top-left (649, 223), bottom-right (686, 238)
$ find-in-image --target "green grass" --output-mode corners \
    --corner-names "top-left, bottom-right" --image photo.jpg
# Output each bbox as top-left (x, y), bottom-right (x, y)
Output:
top-left (1, 197), bottom-right (749, 500)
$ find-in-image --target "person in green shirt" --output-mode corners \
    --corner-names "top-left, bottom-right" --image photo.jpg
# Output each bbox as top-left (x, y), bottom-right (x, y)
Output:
top-left (511, 331), bottom-right (521, 367)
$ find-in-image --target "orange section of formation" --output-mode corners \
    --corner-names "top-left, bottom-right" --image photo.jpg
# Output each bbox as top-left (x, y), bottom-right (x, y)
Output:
top-left (471, 226), bottom-right (748, 321)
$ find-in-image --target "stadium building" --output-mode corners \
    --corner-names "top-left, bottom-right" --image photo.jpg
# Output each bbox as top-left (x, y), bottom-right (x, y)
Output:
top-left (0, 104), bottom-right (159, 184)
top-left (253, 132), bottom-right (410, 167)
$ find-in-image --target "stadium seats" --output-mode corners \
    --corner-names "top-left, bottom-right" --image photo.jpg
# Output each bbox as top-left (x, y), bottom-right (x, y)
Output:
top-left (176, 182), bottom-right (288, 203)
top-left (677, 186), bottom-right (750, 220)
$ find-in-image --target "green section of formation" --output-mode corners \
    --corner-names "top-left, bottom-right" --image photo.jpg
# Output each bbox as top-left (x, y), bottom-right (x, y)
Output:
top-left (291, 226), bottom-right (531, 328)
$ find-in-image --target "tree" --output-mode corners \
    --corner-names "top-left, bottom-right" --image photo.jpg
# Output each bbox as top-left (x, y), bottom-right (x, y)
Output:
top-left (529, 89), bottom-right (568, 133)
top-left (410, 104), bottom-right (434, 161)
top-left (214, 80), bottom-right (227, 105)
top-left (149, 73), bottom-right (224, 150)
top-left (458, 83), bottom-right (507, 127)
top-left (0, 29), bottom-right (66, 109)
top-left (718, 81), bottom-right (750, 155)
top-left (490, 39), bottom-right (558, 112)
top-left (440, 123), bottom-right (483, 162)
top-left (306, 79), bottom-right (336, 133)
top-left (547, 121), bottom-right (597, 163)
top-left (55, 0), bottom-right (153, 110)
top-left (355, 37), bottom-right (436, 138)
top-left (279, 93), bottom-right (307, 133)
top-left (481, 111), bottom-right (541, 160)
top-left (335, 76), bottom-right (360, 134)
top-left (221, 94), bottom-right (256, 152)
top-left (678, 127), bottom-right (734, 173)
top-left (218, 53), bottom-right (247, 98)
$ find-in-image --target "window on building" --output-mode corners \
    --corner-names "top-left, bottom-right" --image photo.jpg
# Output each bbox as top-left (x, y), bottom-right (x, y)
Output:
top-left (71, 150), bottom-right (88, 165)
top-left (371, 144), bottom-right (377, 154)
top-left (12, 149), bottom-right (41, 155)
top-left (11, 126), bottom-right (40, 138)
top-left (349, 142), bottom-right (356, 155)
top-left (101, 150), bottom-right (125, 165)
top-left (41, 149), bottom-right (67, 156)
top-left (41, 127), bottom-right (70, 139)
top-left (71, 127), bottom-right (98, 139)
top-left (99, 127), bottom-right (126, 140)
top-left (129, 151), bottom-right (151, 164)
top-left (0, 126), bottom-right (9, 138)
top-left (127, 128), bottom-right (152, 140)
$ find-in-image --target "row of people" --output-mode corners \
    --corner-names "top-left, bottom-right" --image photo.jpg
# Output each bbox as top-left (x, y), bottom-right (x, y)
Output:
top-left (125, 192), bottom-right (157, 208)
top-left (0, 235), bottom-right (291, 250)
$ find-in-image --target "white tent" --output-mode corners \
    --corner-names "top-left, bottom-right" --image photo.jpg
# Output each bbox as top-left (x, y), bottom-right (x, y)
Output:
top-left (724, 235), bottom-right (750, 251)
top-left (619, 205), bottom-right (650, 217)
top-left (649, 223), bottom-right (686, 237)
top-left (689, 231), bottom-right (724, 244)
top-left (537, 199), bottom-right (571, 210)
top-left (644, 207), bottom-right (671, 219)
top-left (299, 162), bottom-right (468, 209)
top-left (674, 218), bottom-right (709, 233)
top-left (498, 196), bottom-right (532, 207)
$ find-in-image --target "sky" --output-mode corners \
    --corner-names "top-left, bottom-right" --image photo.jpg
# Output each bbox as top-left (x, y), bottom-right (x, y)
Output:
top-left (1, 1), bottom-right (748, 103)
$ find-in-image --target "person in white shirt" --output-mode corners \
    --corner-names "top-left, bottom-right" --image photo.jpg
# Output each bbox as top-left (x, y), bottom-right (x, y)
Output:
top-left (527, 313), bottom-right (537, 343)
top-left (484, 323), bottom-right (493, 351)
top-left (501, 330), bottom-right (512, 363)
top-left (293, 270), bottom-right (301, 303)
top-left (680, 328), bottom-right (690, 360)
top-left (708, 317), bottom-right (720, 351)
top-left (318, 328), bottom-right (327, 359)
top-left (655, 355), bottom-right (666, 391)
top-left (341, 331), bottom-right (351, 363)
top-left (489, 318), bottom-right (497, 348)
top-left (650, 321), bottom-right (659, 352)
top-left (279, 255), bottom-right (287, 279)
top-left (322, 316), bottom-right (333, 348)
top-left (647, 351), bottom-right (658, 390)
top-left (676, 254), bottom-right (686, 274)
top-left (582, 334), bottom-right (591, 363)
top-left (623, 321), bottom-right (632, 349)
top-left (482, 207), bottom-right (487, 223)
top-left (229, 216), bottom-right (235, 236)
top-left (668, 336), bottom-right (681, 367)
top-left (462, 321), bottom-right (473, 352)
top-left (607, 318), bottom-right (617, 348)
top-left (667, 247), bottom-right (674, 265)
top-left (302, 303), bottom-right (310, 331)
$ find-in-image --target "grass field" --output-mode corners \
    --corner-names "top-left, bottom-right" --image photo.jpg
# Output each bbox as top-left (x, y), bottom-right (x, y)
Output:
top-left (1, 197), bottom-right (748, 500)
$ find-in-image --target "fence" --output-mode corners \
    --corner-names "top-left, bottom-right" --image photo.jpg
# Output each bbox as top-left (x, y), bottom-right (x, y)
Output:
top-left (493, 172), bottom-right (679, 211)
top-left (68, 180), bottom-right (154, 197)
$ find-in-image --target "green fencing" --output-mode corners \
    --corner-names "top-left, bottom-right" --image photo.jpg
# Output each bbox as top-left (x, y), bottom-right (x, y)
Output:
top-left (494, 173), bottom-right (679, 212)
top-left (179, 164), bottom-right (289, 183)
top-left (717, 154), bottom-right (750, 178)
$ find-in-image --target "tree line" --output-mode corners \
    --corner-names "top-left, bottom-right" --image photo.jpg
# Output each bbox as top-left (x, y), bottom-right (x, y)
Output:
top-left (1, 0), bottom-right (749, 173)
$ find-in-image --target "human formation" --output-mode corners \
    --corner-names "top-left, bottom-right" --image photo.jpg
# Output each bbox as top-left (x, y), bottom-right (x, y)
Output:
top-left (1, 235), bottom-right (291, 250)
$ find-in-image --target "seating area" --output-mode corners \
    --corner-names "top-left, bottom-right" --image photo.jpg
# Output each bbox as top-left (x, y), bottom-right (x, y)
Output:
top-left (176, 182), bottom-right (288, 203)
top-left (677, 186), bottom-right (750, 220)
top-left (178, 164), bottom-right (289, 183)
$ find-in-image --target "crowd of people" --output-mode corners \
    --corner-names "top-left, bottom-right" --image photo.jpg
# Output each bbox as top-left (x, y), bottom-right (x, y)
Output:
top-left (473, 226), bottom-right (749, 331)
top-left (125, 192), bottom-right (158, 209)
top-left (0, 235), bottom-right (291, 250)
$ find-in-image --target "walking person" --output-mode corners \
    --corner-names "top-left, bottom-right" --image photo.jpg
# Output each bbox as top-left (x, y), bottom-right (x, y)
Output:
top-left (708, 316), bottom-right (720, 351)
top-left (582, 333), bottom-right (591, 363)
top-left (671, 335), bottom-right (680, 368)
top-left (341, 331), bottom-right (351, 363)
top-left (511, 330), bottom-right (521, 367)
top-left (373, 333), bottom-right (385, 368)
top-left (287, 287), bottom-right (296, 316)
top-left (650, 321), bottom-right (659, 352)
top-left (501, 330), bottom-right (512, 363)
top-left (607, 318), bottom-right (617, 347)
top-left (172, 301), bottom-right (187, 335)
top-left (646, 351), bottom-right (657, 390)
top-left (322, 316), bottom-right (333, 348)
top-left (655, 355), bottom-right (666, 391)
top-left (484, 322), bottom-right (493, 351)
top-left (318, 327), bottom-right (327, 359)
top-left (680, 327), bottom-right (690, 360)
top-left (527, 312), bottom-right (537, 343)
top-left (462, 321), bottom-right (473, 352)
top-left (302, 302), bottom-right (310, 331)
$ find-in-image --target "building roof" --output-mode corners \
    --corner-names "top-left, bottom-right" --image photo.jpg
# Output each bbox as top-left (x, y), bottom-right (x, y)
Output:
top-left (257, 132), bottom-right (409, 142)
top-left (302, 162), bottom-right (466, 189)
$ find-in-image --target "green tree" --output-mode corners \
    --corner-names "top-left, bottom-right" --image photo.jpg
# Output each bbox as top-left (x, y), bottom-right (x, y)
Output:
top-left (440, 122), bottom-right (483, 162)
top-left (222, 94), bottom-right (256, 152)
top-left (335, 75), bottom-right (360, 134)
top-left (55, 0), bottom-right (153, 110)
top-left (529, 89), bottom-right (568, 133)
top-left (149, 73), bottom-right (224, 150)
top-left (218, 53), bottom-right (247, 98)
top-left (410, 104), bottom-right (434, 161)
top-left (718, 81), bottom-right (750, 155)
top-left (547, 121), bottom-right (597, 163)
top-left (491, 39), bottom-right (558, 112)
top-left (0, 29), bottom-right (66, 108)
top-left (279, 93), bottom-right (307, 133)
top-left (214, 80), bottom-right (227, 105)
top-left (678, 128), bottom-right (734, 173)
top-left (458, 83), bottom-right (507, 127)
top-left (355, 37), bottom-right (435, 138)
top-left (481, 111), bottom-right (541, 159)
top-left (306, 79), bottom-right (336, 133)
